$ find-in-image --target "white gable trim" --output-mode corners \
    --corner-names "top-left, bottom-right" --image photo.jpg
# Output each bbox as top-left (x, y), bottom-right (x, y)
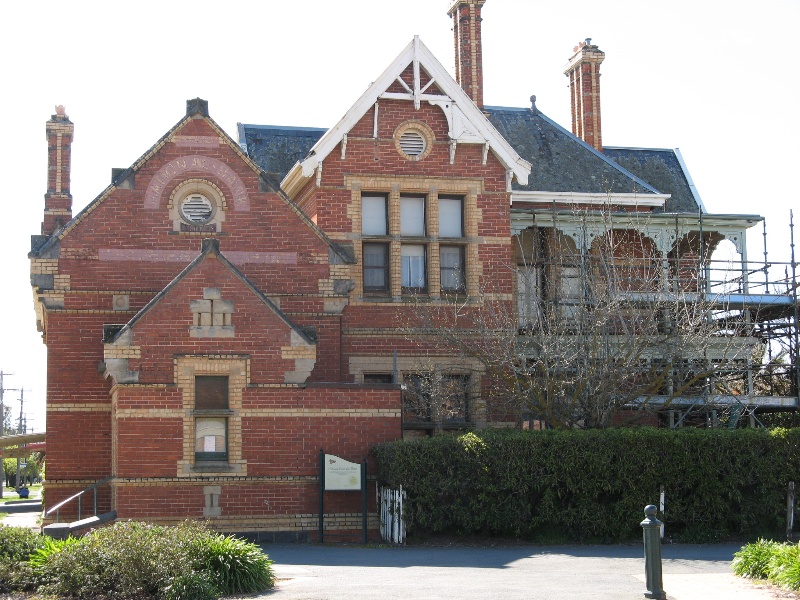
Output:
top-left (281, 36), bottom-right (530, 197)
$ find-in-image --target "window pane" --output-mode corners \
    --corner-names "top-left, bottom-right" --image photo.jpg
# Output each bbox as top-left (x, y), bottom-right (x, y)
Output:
top-left (400, 196), bottom-right (425, 236)
top-left (560, 266), bottom-right (583, 320)
top-left (440, 246), bottom-right (464, 291)
top-left (362, 195), bottom-right (387, 235)
top-left (364, 373), bottom-right (394, 384)
top-left (402, 245), bottom-right (426, 289)
top-left (403, 374), bottom-right (432, 421)
top-left (439, 197), bottom-right (463, 237)
top-left (195, 417), bottom-right (227, 455)
top-left (441, 375), bottom-right (468, 422)
top-left (363, 243), bottom-right (389, 290)
top-left (517, 265), bottom-right (542, 327)
top-left (195, 376), bottom-right (228, 410)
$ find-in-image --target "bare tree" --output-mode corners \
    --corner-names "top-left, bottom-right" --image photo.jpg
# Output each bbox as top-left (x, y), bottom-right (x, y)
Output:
top-left (405, 211), bottom-right (757, 429)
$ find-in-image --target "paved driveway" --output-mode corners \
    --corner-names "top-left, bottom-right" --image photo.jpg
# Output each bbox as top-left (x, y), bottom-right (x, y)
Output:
top-left (247, 543), bottom-right (785, 600)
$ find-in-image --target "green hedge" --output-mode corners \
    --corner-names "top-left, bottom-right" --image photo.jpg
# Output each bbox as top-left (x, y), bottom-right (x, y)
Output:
top-left (374, 428), bottom-right (800, 542)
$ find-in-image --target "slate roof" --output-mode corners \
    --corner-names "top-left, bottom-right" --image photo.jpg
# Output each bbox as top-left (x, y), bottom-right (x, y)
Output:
top-left (237, 123), bottom-right (326, 181)
top-left (485, 105), bottom-right (703, 213)
top-left (238, 106), bottom-right (703, 215)
top-left (484, 106), bottom-right (658, 196)
top-left (603, 147), bottom-right (704, 213)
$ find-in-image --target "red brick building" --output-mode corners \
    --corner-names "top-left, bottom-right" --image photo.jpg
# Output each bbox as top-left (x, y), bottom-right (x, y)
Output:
top-left (32, 1), bottom-right (782, 537)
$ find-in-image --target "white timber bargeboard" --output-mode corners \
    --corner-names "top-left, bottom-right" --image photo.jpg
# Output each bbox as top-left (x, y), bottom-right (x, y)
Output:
top-left (281, 36), bottom-right (531, 197)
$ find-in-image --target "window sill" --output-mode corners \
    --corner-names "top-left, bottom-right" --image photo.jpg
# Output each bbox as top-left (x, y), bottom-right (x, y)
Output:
top-left (191, 461), bottom-right (236, 473)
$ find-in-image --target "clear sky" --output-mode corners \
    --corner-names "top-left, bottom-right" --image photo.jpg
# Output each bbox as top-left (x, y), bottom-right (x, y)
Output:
top-left (1, 0), bottom-right (798, 432)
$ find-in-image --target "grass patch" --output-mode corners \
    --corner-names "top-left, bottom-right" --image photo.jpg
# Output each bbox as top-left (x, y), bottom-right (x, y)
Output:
top-left (0, 485), bottom-right (42, 504)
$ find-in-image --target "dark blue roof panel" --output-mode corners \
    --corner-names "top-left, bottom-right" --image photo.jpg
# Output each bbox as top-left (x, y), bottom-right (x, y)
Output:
top-left (238, 123), bottom-right (326, 180)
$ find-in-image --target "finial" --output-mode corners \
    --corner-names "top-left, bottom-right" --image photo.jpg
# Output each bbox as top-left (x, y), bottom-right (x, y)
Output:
top-left (529, 95), bottom-right (539, 114)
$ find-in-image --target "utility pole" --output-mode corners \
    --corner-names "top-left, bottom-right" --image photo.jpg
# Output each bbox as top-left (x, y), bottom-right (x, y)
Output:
top-left (0, 371), bottom-right (20, 498)
top-left (16, 389), bottom-right (27, 434)
top-left (15, 389), bottom-right (28, 491)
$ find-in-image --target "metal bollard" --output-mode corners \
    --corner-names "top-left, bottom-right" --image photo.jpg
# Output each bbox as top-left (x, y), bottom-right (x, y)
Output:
top-left (641, 504), bottom-right (666, 600)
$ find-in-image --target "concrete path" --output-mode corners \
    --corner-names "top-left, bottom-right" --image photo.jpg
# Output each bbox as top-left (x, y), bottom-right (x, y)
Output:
top-left (1, 490), bottom-right (41, 530)
top-left (249, 543), bottom-right (793, 600)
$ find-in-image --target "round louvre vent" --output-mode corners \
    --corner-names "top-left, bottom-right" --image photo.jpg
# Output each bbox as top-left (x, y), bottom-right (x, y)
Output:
top-left (180, 194), bottom-right (214, 224)
top-left (398, 131), bottom-right (426, 157)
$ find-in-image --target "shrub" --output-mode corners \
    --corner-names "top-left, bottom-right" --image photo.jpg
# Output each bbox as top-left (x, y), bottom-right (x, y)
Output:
top-left (733, 539), bottom-right (778, 578)
top-left (194, 533), bottom-right (275, 595)
top-left (36, 520), bottom-right (274, 599)
top-left (0, 525), bottom-right (46, 562)
top-left (162, 571), bottom-right (220, 600)
top-left (768, 543), bottom-right (800, 590)
top-left (374, 428), bottom-right (800, 542)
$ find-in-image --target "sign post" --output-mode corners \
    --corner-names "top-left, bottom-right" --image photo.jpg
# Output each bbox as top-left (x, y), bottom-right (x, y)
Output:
top-left (319, 450), bottom-right (367, 543)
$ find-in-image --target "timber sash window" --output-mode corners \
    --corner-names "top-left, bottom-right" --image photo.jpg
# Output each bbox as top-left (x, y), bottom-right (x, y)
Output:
top-left (440, 246), bottom-right (465, 293)
top-left (362, 195), bottom-right (388, 235)
top-left (359, 189), bottom-right (469, 297)
top-left (194, 375), bottom-right (229, 461)
top-left (400, 196), bottom-right (425, 236)
top-left (402, 373), bottom-right (470, 427)
top-left (517, 265), bottom-right (543, 328)
top-left (440, 374), bottom-right (469, 424)
top-left (401, 245), bottom-right (426, 291)
top-left (438, 197), bottom-right (463, 238)
top-left (363, 243), bottom-right (390, 292)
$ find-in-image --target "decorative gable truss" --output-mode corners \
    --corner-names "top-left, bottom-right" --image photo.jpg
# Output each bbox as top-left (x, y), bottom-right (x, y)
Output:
top-left (282, 36), bottom-right (532, 197)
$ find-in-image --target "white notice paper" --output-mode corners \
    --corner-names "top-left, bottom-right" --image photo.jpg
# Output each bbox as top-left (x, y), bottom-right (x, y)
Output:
top-left (324, 454), bottom-right (361, 491)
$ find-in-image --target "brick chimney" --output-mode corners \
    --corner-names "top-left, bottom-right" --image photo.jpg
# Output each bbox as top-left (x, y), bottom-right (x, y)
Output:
top-left (448, 0), bottom-right (486, 109)
top-left (564, 39), bottom-right (605, 152)
top-left (42, 106), bottom-right (74, 235)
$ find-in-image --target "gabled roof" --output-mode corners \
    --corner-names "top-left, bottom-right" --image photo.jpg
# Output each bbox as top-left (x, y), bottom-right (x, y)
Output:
top-left (30, 100), bottom-right (257, 258)
top-left (109, 238), bottom-right (315, 346)
top-left (30, 100), bottom-right (354, 265)
top-left (485, 105), bottom-right (661, 197)
top-left (280, 36), bottom-right (531, 196)
top-left (603, 147), bottom-right (705, 213)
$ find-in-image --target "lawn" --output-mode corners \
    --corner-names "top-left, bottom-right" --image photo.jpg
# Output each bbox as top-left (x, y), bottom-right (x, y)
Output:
top-left (0, 485), bottom-right (41, 504)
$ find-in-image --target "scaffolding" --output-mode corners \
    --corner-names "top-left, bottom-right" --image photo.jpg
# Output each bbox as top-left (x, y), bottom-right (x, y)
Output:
top-left (511, 208), bottom-right (800, 428)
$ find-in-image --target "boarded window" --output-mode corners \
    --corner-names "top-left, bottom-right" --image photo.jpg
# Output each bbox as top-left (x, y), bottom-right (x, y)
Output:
top-left (194, 376), bottom-right (229, 410)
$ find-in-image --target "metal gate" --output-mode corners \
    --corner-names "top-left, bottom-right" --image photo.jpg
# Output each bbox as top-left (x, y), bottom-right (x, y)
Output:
top-left (378, 486), bottom-right (406, 544)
